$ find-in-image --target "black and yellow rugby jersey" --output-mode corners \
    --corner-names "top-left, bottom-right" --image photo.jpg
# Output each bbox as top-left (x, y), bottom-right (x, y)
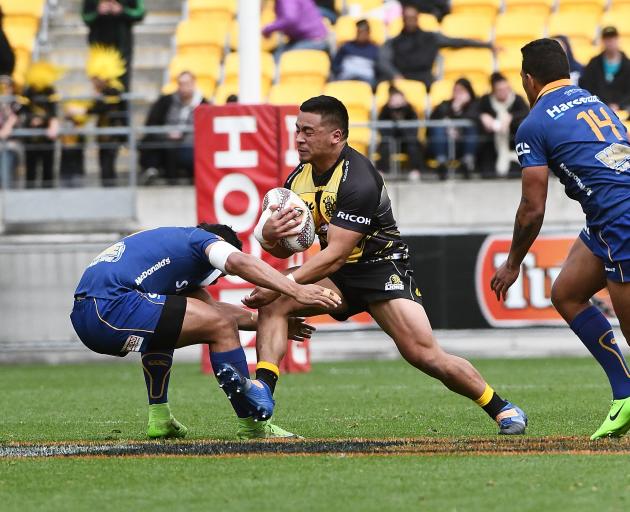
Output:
top-left (284, 144), bottom-right (408, 264)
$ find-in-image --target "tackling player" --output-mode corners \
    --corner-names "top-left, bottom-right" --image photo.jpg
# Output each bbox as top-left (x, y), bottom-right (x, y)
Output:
top-left (70, 224), bottom-right (340, 439)
top-left (244, 95), bottom-right (528, 435)
top-left (491, 39), bottom-right (630, 439)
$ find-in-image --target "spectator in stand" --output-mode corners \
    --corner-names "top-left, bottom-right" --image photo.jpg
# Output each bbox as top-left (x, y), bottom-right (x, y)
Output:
top-left (553, 35), bottom-right (583, 85)
top-left (226, 94), bottom-right (239, 103)
top-left (81, 0), bottom-right (145, 92)
top-left (331, 19), bottom-right (379, 87)
top-left (377, 85), bottom-right (424, 180)
top-left (477, 72), bottom-right (529, 178)
top-left (59, 101), bottom-right (89, 187)
top-left (0, 76), bottom-right (21, 188)
top-left (377, 4), bottom-right (493, 89)
top-left (579, 26), bottom-right (630, 113)
top-left (21, 62), bottom-right (61, 188)
top-left (86, 45), bottom-right (127, 187)
top-left (262, 0), bottom-right (329, 59)
top-left (0, 7), bottom-right (15, 76)
top-left (315, 0), bottom-right (338, 24)
top-left (139, 71), bottom-right (206, 185)
top-left (405, 0), bottom-right (450, 22)
top-left (429, 78), bottom-right (479, 180)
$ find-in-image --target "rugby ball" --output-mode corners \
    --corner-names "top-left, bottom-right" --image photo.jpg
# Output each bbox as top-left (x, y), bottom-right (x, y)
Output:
top-left (258, 187), bottom-right (316, 253)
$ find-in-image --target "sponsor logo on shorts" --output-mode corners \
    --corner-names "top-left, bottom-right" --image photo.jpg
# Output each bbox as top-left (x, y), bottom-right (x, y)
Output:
top-left (337, 211), bottom-right (371, 225)
top-left (385, 274), bottom-right (404, 291)
top-left (122, 335), bottom-right (144, 352)
top-left (134, 258), bottom-right (171, 286)
top-left (88, 241), bottom-right (126, 267)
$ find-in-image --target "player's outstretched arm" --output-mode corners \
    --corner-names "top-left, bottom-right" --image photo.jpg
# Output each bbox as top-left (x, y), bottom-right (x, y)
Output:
top-left (491, 166), bottom-right (549, 300)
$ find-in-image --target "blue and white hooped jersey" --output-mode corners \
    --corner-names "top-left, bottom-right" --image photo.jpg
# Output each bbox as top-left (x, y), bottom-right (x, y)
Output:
top-left (515, 79), bottom-right (630, 228)
top-left (75, 227), bottom-right (223, 299)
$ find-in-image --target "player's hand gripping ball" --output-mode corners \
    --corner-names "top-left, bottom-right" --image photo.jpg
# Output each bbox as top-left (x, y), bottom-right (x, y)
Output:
top-left (255, 187), bottom-right (316, 253)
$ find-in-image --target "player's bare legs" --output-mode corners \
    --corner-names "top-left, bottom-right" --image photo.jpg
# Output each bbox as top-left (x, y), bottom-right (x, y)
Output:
top-left (551, 237), bottom-right (630, 438)
top-left (175, 297), bottom-right (241, 350)
top-left (368, 299), bottom-right (486, 399)
top-left (256, 284), bottom-right (526, 434)
top-left (550, 238), bottom-right (607, 323)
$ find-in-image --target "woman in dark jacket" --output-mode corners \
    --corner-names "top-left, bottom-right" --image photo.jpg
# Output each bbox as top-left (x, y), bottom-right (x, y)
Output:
top-left (429, 77), bottom-right (479, 179)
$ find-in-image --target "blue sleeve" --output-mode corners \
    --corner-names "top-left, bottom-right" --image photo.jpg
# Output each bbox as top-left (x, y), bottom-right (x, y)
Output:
top-left (514, 118), bottom-right (548, 168)
top-left (188, 228), bottom-right (221, 261)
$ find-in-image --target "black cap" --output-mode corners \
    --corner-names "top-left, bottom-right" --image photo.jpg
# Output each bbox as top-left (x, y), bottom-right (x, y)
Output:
top-left (602, 26), bottom-right (619, 39)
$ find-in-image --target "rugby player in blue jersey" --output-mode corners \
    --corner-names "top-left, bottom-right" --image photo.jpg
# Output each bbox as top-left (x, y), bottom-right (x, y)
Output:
top-left (70, 223), bottom-right (341, 439)
top-left (491, 39), bottom-right (630, 439)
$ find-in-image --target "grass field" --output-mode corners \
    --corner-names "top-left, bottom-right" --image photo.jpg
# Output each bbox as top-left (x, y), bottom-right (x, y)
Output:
top-left (2, 357), bottom-right (630, 511)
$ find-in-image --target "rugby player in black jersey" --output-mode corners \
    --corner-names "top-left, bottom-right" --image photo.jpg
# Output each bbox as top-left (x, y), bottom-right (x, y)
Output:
top-left (243, 95), bottom-right (527, 435)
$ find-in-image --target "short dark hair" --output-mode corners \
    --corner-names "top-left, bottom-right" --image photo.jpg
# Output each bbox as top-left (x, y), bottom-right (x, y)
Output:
top-left (521, 38), bottom-right (570, 86)
top-left (300, 95), bottom-right (349, 139)
top-left (356, 19), bottom-right (370, 31)
top-left (490, 71), bottom-right (508, 88)
top-left (197, 223), bottom-right (243, 250)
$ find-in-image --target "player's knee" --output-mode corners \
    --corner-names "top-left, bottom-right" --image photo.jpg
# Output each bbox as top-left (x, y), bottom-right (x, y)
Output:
top-left (550, 281), bottom-right (566, 309)
top-left (259, 295), bottom-right (294, 317)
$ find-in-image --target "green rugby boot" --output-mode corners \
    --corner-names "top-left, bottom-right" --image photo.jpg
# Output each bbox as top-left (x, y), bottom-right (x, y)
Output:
top-left (236, 417), bottom-right (303, 440)
top-left (147, 403), bottom-right (188, 439)
top-left (591, 397), bottom-right (630, 440)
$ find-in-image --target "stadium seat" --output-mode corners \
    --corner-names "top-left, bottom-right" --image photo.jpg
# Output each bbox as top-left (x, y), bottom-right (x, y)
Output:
top-left (450, 0), bottom-right (501, 20)
top-left (428, 79), bottom-right (455, 109)
top-left (278, 50), bottom-right (330, 88)
top-left (440, 14), bottom-right (493, 41)
top-left (441, 48), bottom-right (494, 84)
top-left (348, 126), bottom-right (371, 156)
top-left (323, 80), bottom-right (374, 122)
top-left (175, 19), bottom-right (229, 61)
top-left (557, 0), bottom-right (606, 15)
top-left (503, 0), bottom-right (553, 17)
top-left (387, 13), bottom-right (441, 37)
top-left (572, 43), bottom-right (600, 64)
top-left (375, 79), bottom-right (428, 118)
top-left (222, 52), bottom-right (275, 95)
top-left (230, 13), bottom-right (282, 53)
top-left (494, 13), bottom-right (547, 49)
top-left (4, 26), bottom-right (36, 52)
top-left (213, 82), bottom-right (268, 104)
top-left (167, 53), bottom-right (221, 83)
top-left (267, 82), bottom-right (323, 105)
top-left (342, 0), bottom-right (384, 14)
top-left (335, 15), bottom-right (386, 46)
top-left (600, 10), bottom-right (630, 37)
top-left (187, 0), bottom-right (236, 26)
top-left (496, 48), bottom-right (522, 76)
top-left (547, 13), bottom-right (599, 46)
top-left (2, 0), bottom-right (44, 17)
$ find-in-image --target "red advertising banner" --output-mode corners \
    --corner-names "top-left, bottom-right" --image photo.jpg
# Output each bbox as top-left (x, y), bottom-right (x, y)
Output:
top-left (475, 234), bottom-right (618, 327)
top-left (194, 104), bottom-right (310, 374)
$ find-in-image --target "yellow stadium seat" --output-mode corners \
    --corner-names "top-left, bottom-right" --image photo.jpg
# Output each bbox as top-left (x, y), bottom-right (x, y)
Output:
top-left (267, 82), bottom-right (323, 105)
top-left (441, 14), bottom-right (492, 41)
top-left (334, 15), bottom-right (386, 47)
top-left (450, 0), bottom-right (501, 20)
top-left (504, 0), bottom-right (553, 17)
top-left (548, 13), bottom-right (598, 46)
top-left (572, 43), bottom-right (600, 64)
top-left (213, 82), bottom-right (269, 104)
top-left (2, 0), bottom-right (44, 17)
top-left (557, 0), bottom-right (605, 15)
top-left (278, 49), bottom-right (330, 88)
top-left (188, 0), bottom-right (236, 26)
top-left (428, 79), bottom-right (455, 108)
top-left (503, 71), bottom-right (524, 95)
top-left (387, 13), bottom-right (440, 38)
top-left (222, 52), bottom-right (275, 93)
top-left (600, 10), bottom-right (630, 37)
top-left (168, 52), bottom-right (221, 82)
top-left (323, 80), bottom-right (374, 122)
top-left (4, 14), bottom-right (39, 32)
top-left (175, 20), bottom-right (229, 61)
top-left (494, 13), bottom-right (547, 49)
top-left (343, 0), bottom-right (384, 14)
top-left (348, 126), bottom-right (371, 156)
top-left (4, 26), bottom-right (36, 52)
top-left (496, 48), bottom-right (522, 75)
top-left (441, 48), bottom-right (494, 83)
top-left (375, 79), bottom-right (428, 117)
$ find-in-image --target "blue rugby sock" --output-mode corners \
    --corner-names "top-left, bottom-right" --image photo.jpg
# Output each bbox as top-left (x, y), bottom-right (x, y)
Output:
top-left (570, 306), bottom-right (630, 400)
top-left (142, 351), bottom-right (174, 405)
top-left (210, 346), bottom-right (252, 418)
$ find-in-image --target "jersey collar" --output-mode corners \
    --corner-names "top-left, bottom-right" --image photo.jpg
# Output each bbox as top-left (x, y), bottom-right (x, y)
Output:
top-left (535, 79), bottom-right (573, 105)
